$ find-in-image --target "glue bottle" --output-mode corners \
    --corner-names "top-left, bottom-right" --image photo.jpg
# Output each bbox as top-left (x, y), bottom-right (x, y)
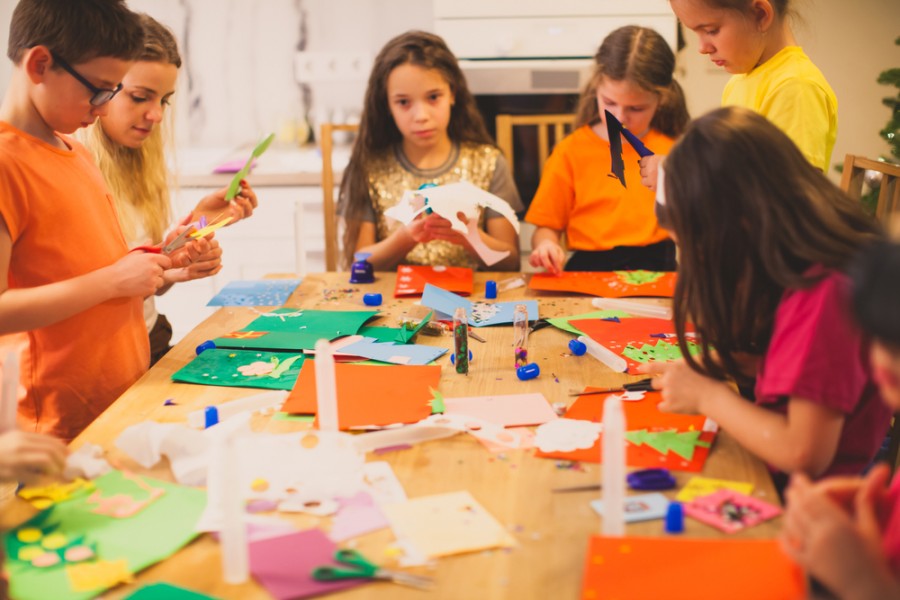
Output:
top-left (349, 252), bottom-right (374, 284)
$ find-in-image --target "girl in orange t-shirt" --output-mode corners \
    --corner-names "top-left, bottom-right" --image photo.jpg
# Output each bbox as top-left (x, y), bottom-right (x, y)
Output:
top-left (525, 26), bottom-right (689, 273)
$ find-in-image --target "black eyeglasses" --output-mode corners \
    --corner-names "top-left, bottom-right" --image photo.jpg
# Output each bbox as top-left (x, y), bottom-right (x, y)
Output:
top-left (50, 52), bottom-right (122, 107)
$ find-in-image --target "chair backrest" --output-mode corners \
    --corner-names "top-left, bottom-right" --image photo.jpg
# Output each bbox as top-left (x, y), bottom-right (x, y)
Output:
top-left (839, 154), bottom-right (900, 224)
top-left (320, 122), bottom-right (359, 272)
top-left (495, 114), bottom-right (576, 176)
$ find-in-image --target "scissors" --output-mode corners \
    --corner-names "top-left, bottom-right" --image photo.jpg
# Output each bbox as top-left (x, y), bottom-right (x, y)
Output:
top-left (569, 378), bottom-right (656, 397)
top-left (132, 225), bottom-right (197, 256)
top-left (312, 548), bottom-right (433, 590)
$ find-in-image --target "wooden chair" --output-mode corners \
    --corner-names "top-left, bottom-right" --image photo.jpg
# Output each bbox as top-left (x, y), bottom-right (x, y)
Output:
top-left (840, 154), bottom-right (900, 224)
top-left (320, 123), bottom-right (359, 272)
top-left (495, 114), bottom-right (576, 176)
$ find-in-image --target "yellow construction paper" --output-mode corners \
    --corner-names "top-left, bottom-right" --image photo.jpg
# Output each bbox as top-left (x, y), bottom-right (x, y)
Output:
top-left (18, 478), bottom-right (94, 506)
top-left (676, 476), bottom-right (754, 502)
top-left (190, 217), bottom-right (233, 239)
top-left (66, 559), bottom-right (133, 592)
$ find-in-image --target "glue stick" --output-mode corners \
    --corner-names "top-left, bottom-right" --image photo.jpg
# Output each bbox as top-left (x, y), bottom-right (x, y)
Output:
top-left (602, 394), bottom-right (626, 536)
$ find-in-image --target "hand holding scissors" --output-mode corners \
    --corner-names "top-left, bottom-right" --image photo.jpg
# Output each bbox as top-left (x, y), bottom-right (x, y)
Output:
top-left (312, 549), bottom-right (433, 590)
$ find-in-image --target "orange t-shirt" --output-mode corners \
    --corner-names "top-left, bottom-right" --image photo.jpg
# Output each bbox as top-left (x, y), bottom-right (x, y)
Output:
top-left (525, 125), bottom-right (673, 251)
top-left (0, 122), bottom-right (148, 442)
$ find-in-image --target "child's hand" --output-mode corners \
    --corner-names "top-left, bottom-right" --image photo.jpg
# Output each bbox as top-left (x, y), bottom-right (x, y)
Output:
top-left (640, 359), bottom-right (729, 414)
top-left (193, 180), bottom-right (258, 224)
top-left (639, 155), bottom-right (663, 192)
top-left (423, 212), bottom-right (472, 248)
top-left (164, 237), bottom-right (223, 284)
top-left (0, 431), bottom-right (67, 485)
top-left (110, 252), bottom-right (170, 298)
top-left (405, 213), bottom-right (441, 244)
top-left (529, 240), bottom-right (566, 274)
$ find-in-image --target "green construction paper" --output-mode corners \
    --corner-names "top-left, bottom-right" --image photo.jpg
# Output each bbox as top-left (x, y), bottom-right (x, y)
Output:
top-left (171, 349), bottom-right (305, 390)
top-left (273, 412), bottom-right (316, 422)
top-left (546, 310), bottom-right (633, 336)
top-left (622, 340), bottom-right (702, 364)
top-left (430, 388), bottom-right (446, 414)
top-left (626, 429), bottom-right (711, 461)
top-left (359, 310), bottom-right (434, 343)
top-left (226, 133), bottom-right (275, 201)
top-left (214, 308), bottom-right (378, 351)
top-left (6, 470), bottom-right (205, 600)
top-left (124, 583), bottom-right (216, 599)
top-left (614, 270), bottom-right (665, 286)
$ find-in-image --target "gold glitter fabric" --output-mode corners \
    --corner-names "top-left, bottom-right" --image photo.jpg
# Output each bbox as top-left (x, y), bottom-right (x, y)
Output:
top-left (368, 143), bottom-right (500, 267)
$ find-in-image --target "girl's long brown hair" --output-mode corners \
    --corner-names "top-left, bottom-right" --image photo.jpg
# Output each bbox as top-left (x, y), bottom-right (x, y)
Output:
top-left (658, 106), bottom-right (882, 384)
top-left (575, 25), bottom-right (689, 137)
top-left (339, 30), bottom-right (494, 269)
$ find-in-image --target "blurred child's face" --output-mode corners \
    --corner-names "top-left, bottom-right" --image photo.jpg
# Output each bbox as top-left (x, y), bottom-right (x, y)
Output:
top-left (100, 60), bottom-right (178, 149)
top-left (596, 78), bottom-right (659, 138)
top-left (37, 55), bottom-right (132, 135)
top-left (387, 63), bottom-right (454, 154)
top-left (872, 342), bottom-right (900, 412)
top-left (671, 0), bottom-right (768, 74)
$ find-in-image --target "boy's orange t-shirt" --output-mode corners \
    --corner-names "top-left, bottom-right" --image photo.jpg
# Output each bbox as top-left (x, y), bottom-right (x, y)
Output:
top-left (0, 122), bottom-right (148, 442)
top-left (525, 125), bottom-right (673, 251)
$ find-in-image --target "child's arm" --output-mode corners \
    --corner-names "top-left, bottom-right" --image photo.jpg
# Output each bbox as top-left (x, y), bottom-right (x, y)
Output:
top-left (354, 220), bottom-right (422, 271)
top-left (644, 359), bottom-right (844, 477)
top-left (0, 431), bottom-right (67, 485)
top-left (529, 227), bottom-right (566, 274)
top-left (0, 219), bottom-right (172, 334)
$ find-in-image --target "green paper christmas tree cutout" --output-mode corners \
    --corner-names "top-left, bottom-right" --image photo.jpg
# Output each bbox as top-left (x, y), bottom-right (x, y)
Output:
top-left (614, 270), bottom-right (665, 286)
top-left (625, 429), bottom-right (711, 461)
top-left (622, 340), bottom-right (702, 364)
top-left (429, 388), bottom-right (446, 414)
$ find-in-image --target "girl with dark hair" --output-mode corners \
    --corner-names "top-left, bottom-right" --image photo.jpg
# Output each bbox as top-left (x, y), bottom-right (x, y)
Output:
top-left (647, 106), bottom-right (890, 483)
top-left (338, 30), bottom-right (522, 271)
top-left (525, 25), bottom-right (688, 273)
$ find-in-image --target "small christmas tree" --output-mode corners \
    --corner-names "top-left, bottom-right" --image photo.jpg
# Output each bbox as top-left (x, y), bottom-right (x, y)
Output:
top-left (877, 36), bottom-right (900, 164)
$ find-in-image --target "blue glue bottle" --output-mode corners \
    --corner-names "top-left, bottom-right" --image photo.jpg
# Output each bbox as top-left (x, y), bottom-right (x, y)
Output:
top-left (350, 252), bottom-right (375, 284)
top-left (516, 363), bottom-right (540, 381)
top-left (665, 501), bottom-right (685, 534)
top-left (485, 280), bottom-right (497, 299)
top-left (196, 340), bottom-right (216, 355)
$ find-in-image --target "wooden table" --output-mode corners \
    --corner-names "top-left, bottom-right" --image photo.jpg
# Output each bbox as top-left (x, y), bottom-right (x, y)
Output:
top-left (34, 273), bottom-right (780, 599)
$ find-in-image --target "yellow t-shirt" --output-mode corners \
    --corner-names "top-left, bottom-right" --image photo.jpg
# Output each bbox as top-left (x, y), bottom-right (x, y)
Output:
top-left (525, 125), bottom-right (673, 251)
top-left (722, 46), bottom-right (838, 171)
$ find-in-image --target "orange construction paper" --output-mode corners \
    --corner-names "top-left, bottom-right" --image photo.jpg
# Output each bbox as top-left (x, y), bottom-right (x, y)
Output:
top-left (571, 317), bottom-right (697, 374)
top-left (281, 361), bottom-right (441, 429)
top-left (535, 390), bottom-right (715, 471)
top-left (582, 536), bottom-right (806, 600)
top-left (529, 271), bottom-right (676, 298)
top-left (394, 265), bottom-right (473, 297)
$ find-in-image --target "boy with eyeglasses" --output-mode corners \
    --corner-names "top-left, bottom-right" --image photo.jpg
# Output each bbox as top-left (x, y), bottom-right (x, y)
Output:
top-left (0, 0), bottom-right (195, 443)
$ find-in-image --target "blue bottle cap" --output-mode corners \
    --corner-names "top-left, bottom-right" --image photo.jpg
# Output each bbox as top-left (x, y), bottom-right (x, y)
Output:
top-left (203, 406), bottom-right (219, 429)
top-left (195, 340), bottom-right (216, 355)
top-left (516, 362), bottom-right (540, 381)
top-left (485, 280), bottom-right (497, 299)
top-left (449, 349), bottom-right (474, 365)
top-left (363, 293), bottom-right (382, 306)
top-left (665, 501), bottom-right (685, 534)
top-left (568, 339), bottom-right (587, 356)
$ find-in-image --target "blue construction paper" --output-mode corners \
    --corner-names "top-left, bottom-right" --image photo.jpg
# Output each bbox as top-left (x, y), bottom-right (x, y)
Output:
top-left (339, 337), bottom-right (447, 365)
top-left (207, 279), bottom-right (301, 306)
top-left (420, 284), bottom-right (539, 327)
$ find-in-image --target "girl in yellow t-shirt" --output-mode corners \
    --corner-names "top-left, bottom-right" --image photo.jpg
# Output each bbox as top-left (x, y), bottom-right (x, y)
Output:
top-left (526, 26), bottom-right (689, 273)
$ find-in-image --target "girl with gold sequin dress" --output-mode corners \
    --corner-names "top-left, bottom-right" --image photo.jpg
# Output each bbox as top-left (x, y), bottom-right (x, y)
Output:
top-left (338, 31), bottom-right (523, 272)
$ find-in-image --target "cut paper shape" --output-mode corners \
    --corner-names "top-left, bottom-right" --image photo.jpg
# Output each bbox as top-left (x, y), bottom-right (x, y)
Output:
top-left (5, 470), bottom-right (205, 600)
top-left (534, 419), bottom-right (602, 453)
top-left (421, 283), bottom-right (539, 327)
top-left (591, 492), bottom-right (670, 523)
top-left (623, 339), bottom-right (701, 364)
top-left (189, 216), bottom-right (233, 239)
top-left (570, 317), bottom-right (697, 374)
top-left (328, 491), bottom-right (390, 542)
top-left (604, 109), bottom-right (654, 189)
top-left (359, 309), bottom-right (434, 343)
top-left (582, 536), bottom-right (806, 600)
top-left (248, 528), bottom-right (365, 600)
top-left (385, 181), bottom-right (520, 266)
top-left (529, 271), bottom-right (677, 298)
top-left (429, 388), bottom-right (446, 414)
top-left (394, 265), bottom-right (473, 297)
top-left (676, 476), bottom-right (755, 503)
top-left (534, 390), bottom-right (716, 471)
top-left (281, 362), bottom-right (441, 429)
top-left (335, 336), bottom-right (447, 365)
top-left (6, 513), bottom-right (97, 570)
top-left (444, 392), bottom-right (558, 427)
top-left (124, 582), bottom-right (218, 599)
top-left (626, 429), bottom-right (711, 461)
top-left (172, 349), bottom-right (305, 391)
top-left (214, 308), bottom-right (378, 351)
top-left (683, 489), bottom-right (782, 534)
top-left (85, 472), bottom-right (166, 518)
top-left (207, 279), bottom-right (301, 307)
top-left (226, 133), bottom-right (275, 201)
top-left (381, 490), bottom-right (517, 558)
top-left (422, 413), bottom-right (532, 450)
top-left (66, 558), bottom-right (132, 592)
top-left (546, 310), bottom-right (633, 336)
top-left (17, 478), bottom-right (94, 509)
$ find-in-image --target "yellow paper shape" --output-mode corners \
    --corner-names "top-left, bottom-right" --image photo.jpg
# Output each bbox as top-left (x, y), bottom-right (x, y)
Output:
top-left (18, 478), bottom-right (94, 506)
top-left (190, 216), bottom-right (233, 239)
top-left (66, 558), bottom-right (133, 592)
top-left (676, 476), bottom-right (754, 502)
top-left (381, 490), bottom-right (517, 558)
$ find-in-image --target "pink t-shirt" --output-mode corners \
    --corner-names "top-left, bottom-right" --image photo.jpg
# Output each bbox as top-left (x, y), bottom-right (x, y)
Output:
top-left (755, 269), bottom-right (891, 477)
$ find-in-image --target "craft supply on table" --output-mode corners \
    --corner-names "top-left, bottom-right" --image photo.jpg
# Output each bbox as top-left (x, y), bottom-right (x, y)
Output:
top-left (568, 339), bottom-right (587, 356)
top-left (312, 549), bottom-right (432, 590)
top-left (577, 335), bottom-right (628, 373)
top-left (350, 252), bottom-right (375, 284)
top-left (601, 393), bottom-right (626, 535)
top-left (513, 304), bottom-right (529, 368)
top-left (195, 340), bottom-right (216, 355)
top-left (591, 297), bottom-right (672, 319)
top-left (362, 293), bottom-right (382, 306)
top-left (484, 280), bottom-right (497, 299)
top-left (569, 378), bottom-right (655, 396)
top-left (664, 502), bottom-right (685, 534)
top-left (453, 307), bottom-right (469, 375)
top-left (516, 363), bottom-right (540, 381)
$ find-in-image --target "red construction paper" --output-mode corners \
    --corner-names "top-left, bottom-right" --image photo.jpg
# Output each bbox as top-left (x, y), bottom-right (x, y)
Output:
top-left (281, 362), bottom-right (440, 429)
top-left (529, 271), bottom-right (676, 298)
top-left (535, 390), bottom-right (715, 471)
top-left (394, 265), bottom-right (473, 297)
top-left (571, 317), bottom-right (697, 374)
top-left (582, 536), bottom-right (806, 600)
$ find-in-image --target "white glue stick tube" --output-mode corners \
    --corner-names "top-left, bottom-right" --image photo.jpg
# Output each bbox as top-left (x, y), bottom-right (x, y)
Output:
top-left (187, 390), bottom-right (288, 430)
top-left (315, 339), bottom-right (339, 431)
top-left (577, 335), bottom-right (628, 373)
top-left (602, 393), bottom-right (626, 536)
top-left (213, 435), bottom-right (248, 584)
top-left (591, 298), bottom-right (672, 320)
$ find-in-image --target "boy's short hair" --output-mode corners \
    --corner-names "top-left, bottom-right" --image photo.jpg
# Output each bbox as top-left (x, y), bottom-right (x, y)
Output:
top-left (851, 240), bottom-right (900, 349)
top-left (7, 0), bottom-right (143, 65)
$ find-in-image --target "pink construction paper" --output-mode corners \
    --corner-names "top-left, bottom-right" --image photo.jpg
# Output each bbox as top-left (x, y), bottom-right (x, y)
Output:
top-left (213, 157), bottom-right (256, 174)
top-left (329, 492), bottom-right (390, 542)
top-left (443, 393), bottom-right (558, 427)
top-left (683, 489), bottom-right (782, 534)
top-left (248, 528), bottom-right (365, 599)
